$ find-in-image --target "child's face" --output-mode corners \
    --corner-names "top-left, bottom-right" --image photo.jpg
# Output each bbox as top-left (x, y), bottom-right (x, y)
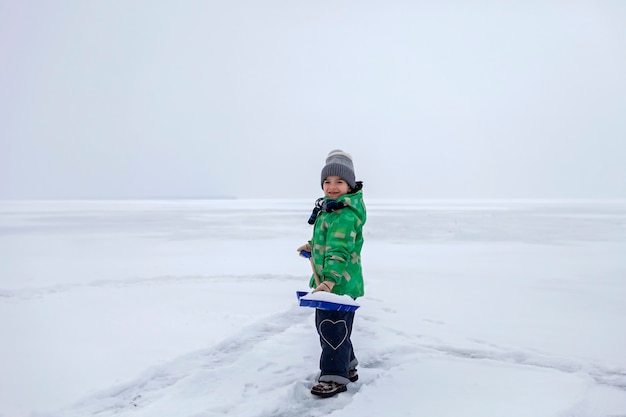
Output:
top-left (323, 176), bottom-right (351, 199)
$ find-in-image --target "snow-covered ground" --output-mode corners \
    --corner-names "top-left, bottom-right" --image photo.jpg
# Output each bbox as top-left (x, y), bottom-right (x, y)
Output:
top-left (1, 199), bottom-right (625, 417)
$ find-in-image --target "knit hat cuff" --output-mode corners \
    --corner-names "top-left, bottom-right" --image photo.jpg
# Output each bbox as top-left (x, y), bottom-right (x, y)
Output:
top-left (321, 163), bottom-right (356, 189)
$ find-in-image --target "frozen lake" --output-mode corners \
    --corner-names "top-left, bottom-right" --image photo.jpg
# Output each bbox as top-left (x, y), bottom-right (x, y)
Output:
top-left (1, 199), bottom-right (625, 417)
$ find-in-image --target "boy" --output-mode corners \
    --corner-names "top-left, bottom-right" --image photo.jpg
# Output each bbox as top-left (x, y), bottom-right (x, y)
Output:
top-left (297, 149), bottom-right (366, 398)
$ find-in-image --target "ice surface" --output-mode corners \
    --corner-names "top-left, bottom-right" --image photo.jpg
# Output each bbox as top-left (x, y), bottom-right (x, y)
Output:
top-left (1, 199), bottom-right (625, 417)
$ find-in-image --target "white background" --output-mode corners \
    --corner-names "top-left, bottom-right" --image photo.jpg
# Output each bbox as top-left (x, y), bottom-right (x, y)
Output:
top-left (2, 1), bottom-right (625, 199)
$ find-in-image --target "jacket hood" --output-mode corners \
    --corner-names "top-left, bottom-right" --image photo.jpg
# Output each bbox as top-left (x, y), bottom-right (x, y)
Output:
top-left (331, 190), bottom-right (366, 225)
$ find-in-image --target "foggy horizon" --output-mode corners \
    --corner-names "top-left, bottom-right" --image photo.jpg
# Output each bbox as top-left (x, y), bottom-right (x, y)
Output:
top-left (2, 2), bottom-right (625, 200)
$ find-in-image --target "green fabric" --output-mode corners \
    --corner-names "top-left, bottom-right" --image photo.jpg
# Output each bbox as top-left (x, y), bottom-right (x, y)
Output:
top-left (308, 191), bottom-right (366, 299)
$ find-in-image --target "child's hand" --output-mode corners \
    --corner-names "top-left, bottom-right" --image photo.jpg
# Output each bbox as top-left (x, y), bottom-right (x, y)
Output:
top-left (297, 243), bottom-right (312, 256)
top-left (313, 281), bottom-right (335, 293)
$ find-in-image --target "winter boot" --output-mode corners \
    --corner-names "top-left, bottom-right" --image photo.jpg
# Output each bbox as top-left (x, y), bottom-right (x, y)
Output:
top-left (311, 381), bottom-right (347, 398)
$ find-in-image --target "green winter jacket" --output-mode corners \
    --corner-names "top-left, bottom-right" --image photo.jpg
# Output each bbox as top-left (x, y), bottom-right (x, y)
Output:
top-left (308, 191), bottom-right (366, 299)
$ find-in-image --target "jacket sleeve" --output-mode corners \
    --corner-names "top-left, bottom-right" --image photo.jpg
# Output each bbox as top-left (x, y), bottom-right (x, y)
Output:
top-left (320, 211), bottom-right (357, 284)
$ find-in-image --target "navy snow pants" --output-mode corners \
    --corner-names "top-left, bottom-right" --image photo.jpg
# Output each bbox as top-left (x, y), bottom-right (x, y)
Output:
top-left (315, 308), bottom-right (358, 385)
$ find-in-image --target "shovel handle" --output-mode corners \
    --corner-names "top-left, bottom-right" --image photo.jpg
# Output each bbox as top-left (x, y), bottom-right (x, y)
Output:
top-left (310, 258), bottom-right (321, 287)
top-left (300, 250), bottom-right (320, 287)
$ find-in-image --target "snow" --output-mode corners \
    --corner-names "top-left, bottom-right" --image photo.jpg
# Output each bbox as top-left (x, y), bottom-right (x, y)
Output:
top-left (298, 291), bottom-right (361, 308)
top-left (0, 199), bottom-right (625, 417)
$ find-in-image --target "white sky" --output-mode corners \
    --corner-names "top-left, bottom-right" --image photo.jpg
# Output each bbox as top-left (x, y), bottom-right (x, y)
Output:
top-left (1, 1), bottom-right (625, 199)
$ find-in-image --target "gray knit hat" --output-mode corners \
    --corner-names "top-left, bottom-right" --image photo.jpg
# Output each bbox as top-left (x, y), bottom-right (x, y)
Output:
top-left (320, 149), bottom-right (356, 189)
